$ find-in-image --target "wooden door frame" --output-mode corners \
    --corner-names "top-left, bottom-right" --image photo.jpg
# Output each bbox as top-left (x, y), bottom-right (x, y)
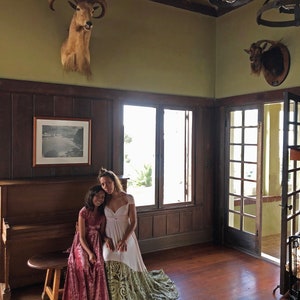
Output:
top-left (223, 105), bottom-right (263, 256)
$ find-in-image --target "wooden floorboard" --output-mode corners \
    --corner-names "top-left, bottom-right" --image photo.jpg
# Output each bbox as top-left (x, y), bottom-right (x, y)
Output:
top-left (262, 234), bottom-right (281, 259)
top-left (11, 243), bottom-right (284, 300)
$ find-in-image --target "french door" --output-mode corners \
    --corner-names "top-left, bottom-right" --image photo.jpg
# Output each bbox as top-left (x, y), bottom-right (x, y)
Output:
top-left (223, 93), bottom-right (300, 294)
top-left (280, 92), bottom-right (300, 294)
top-left (224, 105), bottom-right (263, 256)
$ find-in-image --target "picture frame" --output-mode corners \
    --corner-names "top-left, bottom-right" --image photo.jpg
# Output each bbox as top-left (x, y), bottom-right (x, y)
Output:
top-left (33, 117), bottom-right (91, 166)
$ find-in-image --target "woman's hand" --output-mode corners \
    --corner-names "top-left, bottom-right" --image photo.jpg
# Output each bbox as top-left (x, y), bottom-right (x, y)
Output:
top-left (105, 237), bottom-right (115, 251)
top-left (117, 240), bottom-right (127, 252)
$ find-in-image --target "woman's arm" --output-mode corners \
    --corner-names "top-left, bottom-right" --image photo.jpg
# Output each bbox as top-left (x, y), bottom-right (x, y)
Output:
top-left (117, 195), bottom-right (137, 252)
top-left (78, 214), bottom-right (96, 263)
top-left (101, 216), bottom-right (115, 251)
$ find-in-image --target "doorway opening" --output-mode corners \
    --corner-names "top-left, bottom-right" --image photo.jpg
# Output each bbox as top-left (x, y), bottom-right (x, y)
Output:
top-left (261, 102), bottom-right (283, 263)
top-left (225, 94), bottom-right (300, 294)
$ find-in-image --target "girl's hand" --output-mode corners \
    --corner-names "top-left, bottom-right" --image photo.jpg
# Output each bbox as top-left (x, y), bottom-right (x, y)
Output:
top-left (105, 237), bottom-right (115, 251)
top-left (89, 253), bottom-right (96, 264)
top-left (117, 240), bottom-right (127, 252)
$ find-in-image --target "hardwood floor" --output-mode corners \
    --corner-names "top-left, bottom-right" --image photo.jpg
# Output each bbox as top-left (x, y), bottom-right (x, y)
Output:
top-left (11, 243), bottom-right (284, 300)
top-left (262, 234), bottom-right (281, 259)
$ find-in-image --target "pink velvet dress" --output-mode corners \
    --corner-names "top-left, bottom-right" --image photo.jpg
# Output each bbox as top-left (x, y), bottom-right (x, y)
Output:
top-left (63, 207), bottom-right (109, 300)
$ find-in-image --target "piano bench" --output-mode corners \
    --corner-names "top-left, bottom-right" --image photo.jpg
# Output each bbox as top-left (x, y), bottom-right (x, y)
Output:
top-left (27, 251), bottom-right (69, 300)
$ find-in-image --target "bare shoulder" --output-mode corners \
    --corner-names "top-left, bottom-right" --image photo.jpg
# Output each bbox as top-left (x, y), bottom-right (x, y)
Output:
top-left (123, 193), bottom-right (134, 205)
top-left (117, 192), bottom-right (134, 205)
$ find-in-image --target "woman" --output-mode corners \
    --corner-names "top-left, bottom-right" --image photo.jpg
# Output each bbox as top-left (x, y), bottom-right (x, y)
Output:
top-left (98, 167), bottom-right (179, 300)
top-left (63, 185), bottom-right (109, 300)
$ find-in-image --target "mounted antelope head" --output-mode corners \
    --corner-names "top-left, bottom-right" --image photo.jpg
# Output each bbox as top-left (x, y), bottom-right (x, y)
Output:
top-left (49, 0), bottom-right (107, 78)
top-left (244, 40), bottom-right (290, 86)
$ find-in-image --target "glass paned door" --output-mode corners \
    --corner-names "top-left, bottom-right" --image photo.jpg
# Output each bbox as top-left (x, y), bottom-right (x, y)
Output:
top-left (225, 106), bottom-right (262, 255)
top-left (280, 92), bottom-right (300, 294)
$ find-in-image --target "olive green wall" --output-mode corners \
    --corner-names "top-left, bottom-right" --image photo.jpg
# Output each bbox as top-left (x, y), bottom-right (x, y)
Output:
top-left (234, 202), bottom-right (281, 236)
top-left (216, 0), bottom-right (300, 98)
top-left (3, 1), bottom-right (298, 99)
top-left (1, 0), bottom-right (215, 98)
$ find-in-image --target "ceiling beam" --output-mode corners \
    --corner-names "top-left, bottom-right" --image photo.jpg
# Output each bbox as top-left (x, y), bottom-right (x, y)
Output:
top-left (149, 0), bottom-right (253, 17)
top-left (150, 0), bottom-right (218, 17)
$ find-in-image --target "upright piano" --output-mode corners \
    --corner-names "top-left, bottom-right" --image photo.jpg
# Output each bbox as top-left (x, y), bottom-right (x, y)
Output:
top-left (0, 176), bottom-right (113, 300)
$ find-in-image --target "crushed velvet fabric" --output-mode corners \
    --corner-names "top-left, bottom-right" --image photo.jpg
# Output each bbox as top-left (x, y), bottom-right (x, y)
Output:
top-left (63, 207), bottom-right (109, 300)
top-left (103, 198), bottom-right (179, 300)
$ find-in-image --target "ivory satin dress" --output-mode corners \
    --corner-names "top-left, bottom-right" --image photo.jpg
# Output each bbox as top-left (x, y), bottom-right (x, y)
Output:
top-left (103, 197), bottom-right (179, 300)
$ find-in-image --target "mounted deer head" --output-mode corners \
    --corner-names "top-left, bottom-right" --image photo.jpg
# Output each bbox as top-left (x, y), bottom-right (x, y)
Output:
top-left (48, 0), bottom-right (107, 78)
top-left (244, 40), bottom-right (290, 86)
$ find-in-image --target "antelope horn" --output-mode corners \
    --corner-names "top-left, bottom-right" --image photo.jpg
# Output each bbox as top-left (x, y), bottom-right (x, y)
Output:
top-left (92, 0), bottom-right (107, 18)
top-left (255, 39), bottom-right (276, 49)
top-left (48, 0), bottom-right (80, 11)
top-left (48, 0), bottom-right (56, 11)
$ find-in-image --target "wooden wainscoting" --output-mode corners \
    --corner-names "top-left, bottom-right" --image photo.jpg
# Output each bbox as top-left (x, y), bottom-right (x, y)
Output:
top-left (137, 207), bottom-right (213, 253)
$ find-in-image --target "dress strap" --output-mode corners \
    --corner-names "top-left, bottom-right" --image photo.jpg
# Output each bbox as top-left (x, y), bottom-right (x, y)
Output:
top-left (127, 194), bottom-right (135, 205)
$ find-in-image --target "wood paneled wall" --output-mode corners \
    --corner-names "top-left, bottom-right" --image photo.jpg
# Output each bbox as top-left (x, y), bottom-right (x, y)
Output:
top-left (0, 78), bottom-right (215, 267)
top-left (0, 81), bottom-right (113, 179)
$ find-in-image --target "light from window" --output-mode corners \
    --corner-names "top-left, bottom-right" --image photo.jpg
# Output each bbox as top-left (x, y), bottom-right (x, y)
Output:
top-left (123, 105), bottom-right (156, 206)
top-left (163, 109), bottom-right (192, 204)
top-left (123, 105), bottom-right (193, 207)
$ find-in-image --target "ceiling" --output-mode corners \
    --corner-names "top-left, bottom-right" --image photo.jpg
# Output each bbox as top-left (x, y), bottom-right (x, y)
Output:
top-left (150, 0), bottom-right (254, 17)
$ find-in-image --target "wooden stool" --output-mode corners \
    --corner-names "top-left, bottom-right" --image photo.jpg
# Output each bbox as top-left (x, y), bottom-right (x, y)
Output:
top-left (27, 251), bottom-right (69, 300)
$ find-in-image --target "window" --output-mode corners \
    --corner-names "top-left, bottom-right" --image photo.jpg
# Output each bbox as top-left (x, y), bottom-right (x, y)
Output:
top-left (123, 106), bottom-right (156, 206)
top-left (123, 105), bottom-right (193, 207)
top-left (163, 109), bottom-right (193, 203)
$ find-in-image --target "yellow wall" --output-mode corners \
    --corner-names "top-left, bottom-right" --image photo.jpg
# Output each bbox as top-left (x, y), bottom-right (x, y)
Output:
top-left (216, 0), bottom-right (300, 98)
top-left (1, 0), bottom-right (215, 98)
top-left (234, 202), bottom-right (281, 236)
top-left (2, 1), bottom-right (299, 99)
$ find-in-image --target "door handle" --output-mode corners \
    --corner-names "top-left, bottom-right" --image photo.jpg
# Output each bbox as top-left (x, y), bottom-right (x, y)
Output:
top-left (279, 204), bottom-right (293, 210)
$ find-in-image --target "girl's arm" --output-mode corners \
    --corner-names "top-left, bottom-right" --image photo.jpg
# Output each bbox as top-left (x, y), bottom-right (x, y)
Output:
top-left (117, 195), bottom-right (137, 252)
top-left (99, 216), bottom-right (106, 238)
top-left (78, 214), bottom-right (96, 263)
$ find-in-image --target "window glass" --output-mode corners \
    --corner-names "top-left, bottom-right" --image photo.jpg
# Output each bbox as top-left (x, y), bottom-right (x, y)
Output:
top-left (230, 128), bottom-right (242, 143)
top-left (228, 108), bottom-right (259, 232)
top-left (230, 162), bottom-right (241, 178)
top-left (163, 109), bottom-right (192, 204)
top-left (123, 105), bottom-right (156, 206)
top-left (244, 128), bottom-right (257, 144)
top-left (245, 110), bottom-right (258, 126)
top-left (230, 145), bottom-right (242, 161)
top-left (228, 211), bottom-right (240, 229)
top-left (230, 110), bottom-right (242, 127)
top-left (123, 105), bottom-right (193, 206)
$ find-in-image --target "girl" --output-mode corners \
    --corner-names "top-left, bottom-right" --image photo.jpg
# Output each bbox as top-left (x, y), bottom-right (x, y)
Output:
top-left (63, 185), bottom-right (109, 300)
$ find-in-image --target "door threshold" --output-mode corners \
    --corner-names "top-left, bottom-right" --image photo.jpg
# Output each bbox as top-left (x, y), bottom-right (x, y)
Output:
top-left (261, 252), bottom-right (280, 265)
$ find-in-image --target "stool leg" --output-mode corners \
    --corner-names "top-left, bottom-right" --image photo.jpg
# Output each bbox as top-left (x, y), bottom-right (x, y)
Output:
top-left (52, 269), bottom-right (62, 300)
top-left (42, 269), bottom-right (53, 300)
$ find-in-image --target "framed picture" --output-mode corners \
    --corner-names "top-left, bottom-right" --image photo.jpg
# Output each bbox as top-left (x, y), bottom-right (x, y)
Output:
top-left (33, 117), bottom-right (91, 166)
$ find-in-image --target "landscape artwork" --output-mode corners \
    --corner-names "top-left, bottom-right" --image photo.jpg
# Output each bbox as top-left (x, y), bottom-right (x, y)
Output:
top-left (33, 117), bottom-right (91, 166)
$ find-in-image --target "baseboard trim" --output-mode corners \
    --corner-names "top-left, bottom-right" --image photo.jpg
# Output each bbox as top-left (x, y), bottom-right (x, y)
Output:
top-left (139, 230), bottom-right (213, 254)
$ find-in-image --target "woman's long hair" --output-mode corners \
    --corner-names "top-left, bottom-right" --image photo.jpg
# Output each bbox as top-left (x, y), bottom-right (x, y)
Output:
top-left (97, 167), bottom-right (124, 193)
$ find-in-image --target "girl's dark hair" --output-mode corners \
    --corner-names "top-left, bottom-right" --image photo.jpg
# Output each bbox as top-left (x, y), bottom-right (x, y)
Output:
top-left (84, 185), bottom-right (106, 214)
top-left (97, 167), bottom-right (124, 193)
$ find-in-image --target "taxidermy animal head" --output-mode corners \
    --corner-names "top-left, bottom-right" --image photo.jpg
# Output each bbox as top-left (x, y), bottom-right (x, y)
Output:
top-left (48, 0), bottom-right (107, 78)
top-left (244, 40), bottom-right (290, 86)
